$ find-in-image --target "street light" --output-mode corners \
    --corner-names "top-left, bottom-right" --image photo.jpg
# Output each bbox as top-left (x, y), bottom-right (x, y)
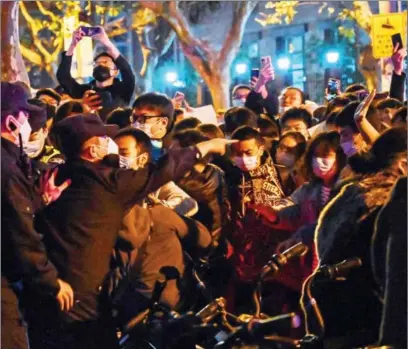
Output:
top-left (326, 51), bottom-right (340, 64)
top-left (277, 57), bottom-right (291, 70)
top-left (235, 63), bottom-right (248, 75)
top-left (165, 71), bottom-right (178, 83)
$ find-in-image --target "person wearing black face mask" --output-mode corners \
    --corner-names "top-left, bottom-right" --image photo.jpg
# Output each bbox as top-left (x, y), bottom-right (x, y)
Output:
top-left (56, 26), bottom-right (135, 120)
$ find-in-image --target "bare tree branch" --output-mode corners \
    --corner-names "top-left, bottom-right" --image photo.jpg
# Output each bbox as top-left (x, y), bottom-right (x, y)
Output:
top-left (219, 1), bottom-right (257, 65)
top-left (20, 44), bottom-right (43, 66)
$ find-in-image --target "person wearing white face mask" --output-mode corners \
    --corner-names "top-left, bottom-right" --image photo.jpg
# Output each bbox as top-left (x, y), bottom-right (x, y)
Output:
top-left (114, 127), bottom-right (198, 218)
top-left (250, 132), bottom-right (347, 293)
top-left (274, 132), bottom-right (307, 196)
top-left (1, 82), bottom-right (73, 349)
top-left (24, 99), bottom-right (65, 172)
top-left (131, 92), bottom-right (175, 161)
top-left (30, 112), bottom-right (234, 349)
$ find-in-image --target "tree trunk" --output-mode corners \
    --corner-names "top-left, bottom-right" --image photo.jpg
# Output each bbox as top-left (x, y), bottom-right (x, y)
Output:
top-left (1, 1), bottom-right (30, 85)
top-left (204, 67), bottom-right (231, 110)
top-left (136, 50), bottom-right (159, 94)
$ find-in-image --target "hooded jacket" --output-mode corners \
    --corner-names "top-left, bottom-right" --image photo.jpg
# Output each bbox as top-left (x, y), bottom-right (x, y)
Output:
top-left (304, 170), bottom-right (401, 344)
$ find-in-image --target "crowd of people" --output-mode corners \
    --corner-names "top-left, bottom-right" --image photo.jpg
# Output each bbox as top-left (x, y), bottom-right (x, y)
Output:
top-left (2, 26), bottom-right (407, 349)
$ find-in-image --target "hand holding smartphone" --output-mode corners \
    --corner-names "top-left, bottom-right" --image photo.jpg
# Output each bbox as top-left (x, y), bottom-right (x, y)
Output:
top-left (391, 33), bottom-right (403, 50)
top-left (80, 26), bottom-right (102, 37)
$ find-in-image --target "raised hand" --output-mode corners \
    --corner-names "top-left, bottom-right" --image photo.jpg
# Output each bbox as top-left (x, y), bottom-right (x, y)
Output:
top-left (391, 43), bottom-right (407, 76)
top-left (56, 279), bottom-right (74, 311)
top-left (354, 89), bottom-right (376, 123)
top-left (196, 138), bottom-right (238, 157)
top-left (40, 167), bottom-right (71, 206)
top-left (67, 27), bottom-right (85, 56)
top-left (82, 90), bottom-right (102, 113)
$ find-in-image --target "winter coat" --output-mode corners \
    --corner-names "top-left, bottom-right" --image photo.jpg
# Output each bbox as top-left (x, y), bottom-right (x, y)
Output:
top-left (305, 170), bottom-right (401, 345)
top-left (176, 164), bottom-right (230, 233)
top-left (371, 176), bottom-right (407, 349)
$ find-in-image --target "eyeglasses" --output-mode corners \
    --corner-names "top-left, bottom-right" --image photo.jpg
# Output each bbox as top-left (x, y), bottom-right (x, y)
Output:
top-left (131, 114), bottom-right (165, 124)
top-left (277, 143), bottom-right (297, 153)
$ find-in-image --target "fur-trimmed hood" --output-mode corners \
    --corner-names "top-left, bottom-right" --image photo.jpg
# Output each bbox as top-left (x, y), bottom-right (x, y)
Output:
top-left (315, 170), bottom-right (401, 264)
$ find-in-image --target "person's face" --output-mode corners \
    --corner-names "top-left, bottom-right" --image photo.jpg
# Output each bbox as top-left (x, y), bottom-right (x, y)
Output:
top-left (280, 89), bottom-right (303, 108)
top-left (38, 94), bottom-right (58, 107)
top-left (115, 135), bottom-right (149, 170)
top-left (282, 119), bottom-right (309, 139)
top-left (312, 146), bottom-right (338, 180)
top-left (231, 138), bottom-right (264, 169)
top-left (275, 136), bottom-right (298, 168)
top-left (379, 108), bottom-right (396, 129)
top-left (94, 56), bottom-right (118, 77)
top-left (338, 126), bottom-right (364, 157)
top-left (338, 126), bottom-right (357, 144)
top-left (132, 107), bottom-right (168, 140)
top-left (28, 127), bottom-right (48, 142)
top-left (232, 88), bottom-right (251, 107)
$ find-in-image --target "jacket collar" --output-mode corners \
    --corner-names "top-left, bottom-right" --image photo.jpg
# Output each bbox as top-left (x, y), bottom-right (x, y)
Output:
top-left (1, 137), bottom-right (21, 160)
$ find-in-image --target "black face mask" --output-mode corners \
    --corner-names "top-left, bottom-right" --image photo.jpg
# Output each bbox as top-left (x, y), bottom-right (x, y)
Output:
top-left (93, 65), bottom-right (111, 82)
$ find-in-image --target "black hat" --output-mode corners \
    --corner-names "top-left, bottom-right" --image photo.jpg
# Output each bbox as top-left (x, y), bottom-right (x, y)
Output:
top-left (27, 99), bottom-right (47, 132)
top-left (1, 82), bottom-right (43, 120)
top-left (52, 113), bottom-right (119, 158)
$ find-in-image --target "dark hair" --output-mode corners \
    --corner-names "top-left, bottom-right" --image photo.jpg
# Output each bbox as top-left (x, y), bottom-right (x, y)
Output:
top-left (323, 96), bottom-right (351, 122)
top-left (114, 127), bottom-right (152, 158)
top-left (313, 106), bottom-right (327, 122)
top-left (280, 107), bottom-right (313, 129)
top-left (349, 126), bottom-right (407, 174)
top-left (340, 92), bottom-right (360, 102)
top-left (173, 117), bottom-right (202, 134)
top-left (281, 86), bottom-right (306, 104)
top-left (278, 131), bottom-right (307, 160)
top-left (174, 108), bottom-right (184, 120)
top-left (304, 131), bottom-right (347, 181)
top-left (172, 129), bottom-right (209, 148)
top-left (54, 100), bottom-right (85, 124)
top-left (326, 110), bottom-right (340, 126)
top-left (35, 88), bottom-right (61, 104)
top-left (224, 107), bottom-right (258, 135)
top-left (231, 126), bottom-right (263, 146)
top-left (132, 92), bottom-right (174, 130)
top-left (392, 106), bottom-right (407, 126)
top-left (334, 101), bottom-right (359, 133)
top-left (232, 84), bottom-right (251, 96)
top-left (344, 83), bottom-right (366, 93)
top-left (198, 123), bottom-right (224, 139)
top-left (258, 115), bottom-right (279, 138)
top-left (375, 98), bottom-right (403, 110)
top-left (94, 51), bottom-right (116, 64)
top-left (107, 108), bottom-right (132, 129)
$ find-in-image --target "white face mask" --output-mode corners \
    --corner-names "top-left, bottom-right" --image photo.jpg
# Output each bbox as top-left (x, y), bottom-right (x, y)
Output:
top-left (312, 157), bottom-right (336, 178)
top-left (7, 115), bottom-right (32, 147)
top-left (119, 153), bottom-right (145, 170)
top-left (19, 119), bottom-right (32, 148)
top-left (340, 141), bottom-right (357, 157)
top-left (276, 152), bottom-right (296, 169)
top-left (24, 135), bottom-right (46, 159)
top-left (94, 137), bottom-right (118, 159)
top-left (133, 120), bottom-right (164, 140)
top-left (232, 99), bottom-right (246, 108)
top-left (234, 155), bottom-right (258, 171)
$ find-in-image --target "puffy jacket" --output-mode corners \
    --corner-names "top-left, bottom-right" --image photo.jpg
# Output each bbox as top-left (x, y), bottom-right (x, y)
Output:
top-left (176, 164), bottom-right (230, 233)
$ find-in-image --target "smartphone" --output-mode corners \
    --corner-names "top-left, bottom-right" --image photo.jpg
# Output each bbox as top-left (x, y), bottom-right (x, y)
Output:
top-left (251, 68), bottom-right (260, 79)
top-left (261, 56), bottom-right (271, 68)
top-left (80, 26), bottom-right (101, 37)
top-left (327, 78), bottom-right (340, 95)
top-left (95, 91), bottom-right (113, 110)
top-left (391, 33), bottom-right (403, 49)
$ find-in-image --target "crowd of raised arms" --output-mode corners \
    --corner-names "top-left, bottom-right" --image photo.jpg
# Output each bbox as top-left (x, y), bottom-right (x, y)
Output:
top-left (1, 25), bottom-right (407, 349)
